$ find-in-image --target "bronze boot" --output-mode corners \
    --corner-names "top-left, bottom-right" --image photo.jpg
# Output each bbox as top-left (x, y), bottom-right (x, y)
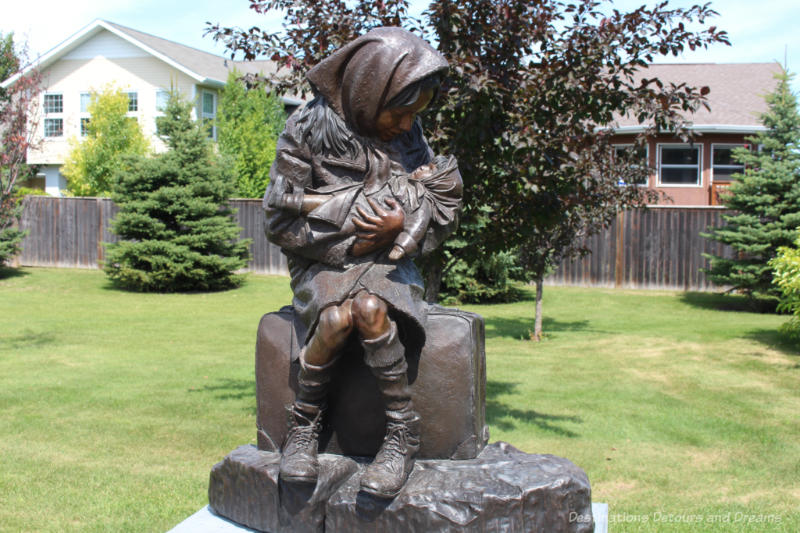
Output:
top-left (359, 327), bottom-right (420, 498)
top-left (279, 403), bottom-right (322, 483)
top-left (360, 410), bottom-right (420, 498)
top-left (279, 353), bottom-right (334, 484)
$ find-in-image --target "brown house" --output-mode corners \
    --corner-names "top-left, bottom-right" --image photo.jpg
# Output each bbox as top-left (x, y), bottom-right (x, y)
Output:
top-left (611, 62), bottom-right (783, 206)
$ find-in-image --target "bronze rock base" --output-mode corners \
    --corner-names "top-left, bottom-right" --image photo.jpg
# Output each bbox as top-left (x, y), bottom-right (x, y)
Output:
top-left (208, 442), bottom-right (593, 533)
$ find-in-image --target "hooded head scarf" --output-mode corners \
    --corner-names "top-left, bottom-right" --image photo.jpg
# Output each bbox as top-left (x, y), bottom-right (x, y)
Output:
top-left (307, 27), bottom-right (449, 139)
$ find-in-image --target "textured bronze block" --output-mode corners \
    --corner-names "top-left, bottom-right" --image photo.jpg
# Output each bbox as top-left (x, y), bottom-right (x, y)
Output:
top-left (255, 304), bottom-right (488, 460)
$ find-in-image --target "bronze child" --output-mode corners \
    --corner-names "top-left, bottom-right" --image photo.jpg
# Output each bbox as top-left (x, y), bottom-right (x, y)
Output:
top-left (264, 27), bottom-right (462, 498)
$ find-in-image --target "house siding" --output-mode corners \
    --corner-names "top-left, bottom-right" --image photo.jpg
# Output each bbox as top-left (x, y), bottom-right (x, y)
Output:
top-left (613, 132), bottom-right (752, 206)
top-left (28, 30), bottom-right (206, 170)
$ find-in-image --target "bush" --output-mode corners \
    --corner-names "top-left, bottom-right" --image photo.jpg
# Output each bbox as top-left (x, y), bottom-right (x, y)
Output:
top-left (0, 192), bottom-right (25, 265)
top-left (62, 85), bottom-right (150, 196)
top-left (770, 231), bottom-right (800, 340)
top-left (439, 248), bottom-right (525, 305)
top-left (217, 71), bottom-right (285, 198)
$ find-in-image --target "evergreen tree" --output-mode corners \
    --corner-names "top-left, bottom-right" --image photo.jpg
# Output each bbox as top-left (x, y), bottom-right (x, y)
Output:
top-left (217, 70), bottom-right (285, 198)
top-left (104, 92), bottom-right (250, 291)
top-left (703, 71), bottom-right (800, 299)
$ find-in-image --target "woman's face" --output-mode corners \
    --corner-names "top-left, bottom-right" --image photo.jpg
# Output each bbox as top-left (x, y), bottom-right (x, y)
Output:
top-left (375, 88), bottom-right (434, 142)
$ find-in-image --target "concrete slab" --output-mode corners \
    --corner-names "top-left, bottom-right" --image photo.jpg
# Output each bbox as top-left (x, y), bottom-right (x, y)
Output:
top-left (169, 502), bottom-right (610, 532)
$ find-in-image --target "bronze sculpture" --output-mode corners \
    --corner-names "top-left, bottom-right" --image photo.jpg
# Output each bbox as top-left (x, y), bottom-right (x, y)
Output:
top-left (208, 27), bottom-right (595, 531)
top-left (263, 27), bottom-right (462, 498)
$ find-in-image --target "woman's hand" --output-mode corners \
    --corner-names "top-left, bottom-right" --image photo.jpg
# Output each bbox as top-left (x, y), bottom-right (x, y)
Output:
top-left (352, 198), bottom-right (404, 257)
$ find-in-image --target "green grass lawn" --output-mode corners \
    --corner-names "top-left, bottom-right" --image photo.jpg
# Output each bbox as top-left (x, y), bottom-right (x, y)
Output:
top-left (2, 268), bottom-right (798, 532)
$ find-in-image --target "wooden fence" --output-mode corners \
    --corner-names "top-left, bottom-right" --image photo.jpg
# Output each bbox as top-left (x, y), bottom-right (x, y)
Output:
top-left (17, 196), bottom-right (289, 275)
top-left (16, 196), bottom-right (731, 291)
top-left (546, 206), bottom-right (731, 291)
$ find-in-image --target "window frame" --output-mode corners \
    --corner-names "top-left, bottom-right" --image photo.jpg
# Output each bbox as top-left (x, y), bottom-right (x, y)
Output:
top-left (612, 143), bottom-right (650, 187)
top-left (44, 118), bottom-right (64, 138)
top-left (43, 92), bottom-right (64, 138)
top-left (126, 91), bottom-right (138, 113)
top-left (200, 89), bottom-right (217, 140)
top-left (657, 143), bottom-right (703, 188)
top-left (711, 143), bottom-right (746, 184)
top-left (43, 93), bottom-right (63, 114)
top-left (80, 91), bottom-right (91, 137)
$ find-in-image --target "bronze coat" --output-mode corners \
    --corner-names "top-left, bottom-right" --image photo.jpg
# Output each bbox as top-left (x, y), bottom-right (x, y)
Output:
top-left (264, 27), bottom-right (458, 355)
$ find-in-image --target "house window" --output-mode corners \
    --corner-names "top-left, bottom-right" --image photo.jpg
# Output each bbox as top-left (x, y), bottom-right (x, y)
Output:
top-left (44, 118), bottom-right (63, 137)
top-left (658, 144), bottom-right (702, 186)
top-left (201, 90), bottom-right (216, 140)
top-left (43, 93), bottom-right (64, 137)
top-left (80, 92), bottom-right (91, 113)
top-left (613, 144), bottom-right (649, 186)
top-left (126, 91), bottom-right (138, 112)
top-left (43, 93), bottom-right (63, 114)
top-left (156, 90), bottom-right (170, 111)
top-left (16, 173), bottom-right (46, 192)
top-left (712, 144), bottom-right (746, 183)
top-left (79, 92), bottom-right (92, 136)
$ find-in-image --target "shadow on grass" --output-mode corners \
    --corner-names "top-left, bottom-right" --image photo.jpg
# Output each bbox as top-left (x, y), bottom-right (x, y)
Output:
top-left (484, 316), bottom-right (591, 340)
top-left (744, 329), bottom-right (800, 358)
top-left (486, 380), bottom-right (582, 437)
top-left (680, 291), bottom-right (778, 314)
top-left (2, 329), bottom-right (57, 350)
top-left (0, 266), bottom-right (30, 280)
top-left (188, 378), bottom-right (257, 414)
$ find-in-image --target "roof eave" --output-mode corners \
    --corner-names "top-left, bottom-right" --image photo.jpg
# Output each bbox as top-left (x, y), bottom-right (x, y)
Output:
top-left (200, 79), bottom-right (226, 89)
top-left (610, 124), bottom-right (767, 135)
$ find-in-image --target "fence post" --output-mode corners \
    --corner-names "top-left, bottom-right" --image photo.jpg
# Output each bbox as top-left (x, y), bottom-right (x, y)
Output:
top-left (615, 210), bottom-right (625, 288)
top-left (96, 198), bottom-right (105, 267)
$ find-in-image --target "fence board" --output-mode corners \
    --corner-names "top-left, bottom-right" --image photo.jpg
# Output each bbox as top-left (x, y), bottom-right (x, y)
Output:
top-left (546, 206), bottom-right (733, 291)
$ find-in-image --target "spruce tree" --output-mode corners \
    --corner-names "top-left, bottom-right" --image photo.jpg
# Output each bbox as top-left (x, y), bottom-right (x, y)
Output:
top-left (104, 93), bottom-right (250, 291)
top-left (703, 71), bottom-right (800, 299)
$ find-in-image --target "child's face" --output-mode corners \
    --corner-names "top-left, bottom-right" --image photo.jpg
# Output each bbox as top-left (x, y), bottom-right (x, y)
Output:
top-left (410, 162), bottom-right (436, 180)
top-left (375, 88), bottom-right (434, 142)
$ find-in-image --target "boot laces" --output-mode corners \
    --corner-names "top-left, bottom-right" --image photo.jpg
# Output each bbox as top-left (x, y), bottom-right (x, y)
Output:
top-left (285, 409), bottom-right (320, 452)
top-left (376, 422), bottom-right (408, 464)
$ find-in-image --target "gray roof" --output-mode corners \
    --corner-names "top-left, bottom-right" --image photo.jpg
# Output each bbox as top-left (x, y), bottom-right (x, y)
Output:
top-left (105, 21), bottom-right (233, 84)
top-left (105, 21), bottom-right (283, 85)
top-left (615, 62), bottom-right (783, 130)
top-left (2, 19), bottom-right (303, 104)
top-left (105, 21), bottom-right (301, 103)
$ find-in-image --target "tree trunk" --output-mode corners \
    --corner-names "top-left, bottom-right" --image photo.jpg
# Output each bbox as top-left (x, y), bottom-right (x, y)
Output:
top-left (532, 277), bottom-right (544, 341)
top-left (424, 253), bottom-right (444, 303)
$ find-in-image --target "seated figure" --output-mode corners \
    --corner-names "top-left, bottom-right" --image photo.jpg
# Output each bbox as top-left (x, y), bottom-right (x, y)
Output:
top-left (263, 27), bottom-right (462, 498)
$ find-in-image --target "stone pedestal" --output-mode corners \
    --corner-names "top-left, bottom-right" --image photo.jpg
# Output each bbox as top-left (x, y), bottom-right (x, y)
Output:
top-left (209, 442), bottom-right (594, 533)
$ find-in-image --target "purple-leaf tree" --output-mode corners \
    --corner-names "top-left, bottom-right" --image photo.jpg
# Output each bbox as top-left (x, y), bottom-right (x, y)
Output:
top-left (208, 0), bottom-right (729, 340)
top-left (0, 33), bottom-right (43, 267)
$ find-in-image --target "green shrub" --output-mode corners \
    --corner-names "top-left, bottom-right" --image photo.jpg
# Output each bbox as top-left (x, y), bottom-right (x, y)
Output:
top-left (770, 230), bottom-right (800, 340)
top-left (62, 85), bottom-right (150, 197)
top-left (217, 70), bottom-right (285, 198)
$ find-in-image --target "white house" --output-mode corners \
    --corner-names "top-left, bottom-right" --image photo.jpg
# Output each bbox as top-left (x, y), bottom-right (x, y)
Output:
top-left (0, 19), bottom-right (301, 196)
